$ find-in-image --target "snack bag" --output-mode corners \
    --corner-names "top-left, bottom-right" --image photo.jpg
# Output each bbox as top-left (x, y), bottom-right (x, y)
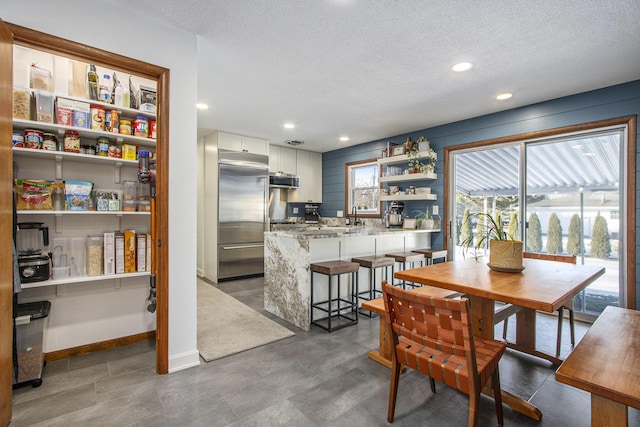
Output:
top-left (15, 179), bottom-right (53, 210)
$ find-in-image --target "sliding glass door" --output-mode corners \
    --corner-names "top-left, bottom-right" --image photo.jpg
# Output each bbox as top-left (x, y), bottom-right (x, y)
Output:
top-left (450, 127), bottom-right (625, 319)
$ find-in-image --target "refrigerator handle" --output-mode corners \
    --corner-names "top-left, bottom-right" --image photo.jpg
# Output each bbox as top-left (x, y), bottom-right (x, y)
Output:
top-left (221, 244), bottom-right (265, 250)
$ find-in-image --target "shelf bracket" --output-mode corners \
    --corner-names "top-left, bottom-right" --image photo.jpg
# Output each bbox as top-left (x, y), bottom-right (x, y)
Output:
top-left (56, 284), bottom-right (66, 297)
top-left (55, 212), bottom-right (63, 233)
top-left (114, 161), bottom-right (123, 184)
top-left (55, 154), bottom-right (63, 180)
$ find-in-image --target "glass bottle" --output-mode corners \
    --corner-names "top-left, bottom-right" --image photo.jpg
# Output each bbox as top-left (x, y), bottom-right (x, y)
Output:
top-left (88, 64), bottom-right (99, 101)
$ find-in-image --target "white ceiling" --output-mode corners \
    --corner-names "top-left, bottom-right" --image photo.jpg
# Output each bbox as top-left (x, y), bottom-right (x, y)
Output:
top-left (117, 0), bottom-right (640, 153)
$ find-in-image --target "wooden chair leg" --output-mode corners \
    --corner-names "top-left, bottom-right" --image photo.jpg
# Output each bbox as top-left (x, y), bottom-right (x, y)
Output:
top-left (468, 390), bottom-right (479, 427)
top-left (388, 360), bottom-right (401, 422)
top-left (492, 368), bottom-right (504, 426)
top-left (556, 306), bottom-right (564, 358)
top-left (429, 377), bottom-right (436, 394)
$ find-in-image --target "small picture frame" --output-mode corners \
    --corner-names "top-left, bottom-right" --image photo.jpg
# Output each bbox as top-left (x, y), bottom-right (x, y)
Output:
top-left (403, 218), bottom-right (417, 230)
top-left (391, 145), bottom-right (406, 156)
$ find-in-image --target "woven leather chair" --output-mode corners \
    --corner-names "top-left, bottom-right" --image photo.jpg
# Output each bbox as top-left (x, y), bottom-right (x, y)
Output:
top-left (382, 281), bottom-right (505, 426)
top-left (501, 252), bottom-right (577, 357)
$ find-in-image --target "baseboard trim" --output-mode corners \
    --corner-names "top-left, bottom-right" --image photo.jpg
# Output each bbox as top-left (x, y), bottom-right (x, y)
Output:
top-left (44, 331), bottom-right (156, 362)
top-left (168, 349), bottom-right (201, 373)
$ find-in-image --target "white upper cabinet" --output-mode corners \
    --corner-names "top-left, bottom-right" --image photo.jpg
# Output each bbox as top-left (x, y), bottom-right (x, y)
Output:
top-left (218, 131), bottom-right (269, 156)
top-left (291, 150), bottom-right (322, 203)
top-left (269, 145), bottom-right (297, 175)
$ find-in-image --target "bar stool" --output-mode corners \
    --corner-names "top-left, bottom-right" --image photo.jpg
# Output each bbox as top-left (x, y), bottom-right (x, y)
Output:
top-left (351, 255), bottom-right (395, 317)
top-left (412, 248), bottom-right (448, 265)
top-left (310, 260), bottom-right (359, 332)
top-left (384, 251), bottom-right (425, 289)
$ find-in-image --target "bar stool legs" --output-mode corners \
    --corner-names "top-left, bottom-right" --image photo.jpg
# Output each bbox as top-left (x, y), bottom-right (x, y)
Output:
top-left (351, 255), bottom-right (395, 317)
top-left (310, 260), bottom-right (360, 332)
top-left (384, 252), bottom-right (425, 289)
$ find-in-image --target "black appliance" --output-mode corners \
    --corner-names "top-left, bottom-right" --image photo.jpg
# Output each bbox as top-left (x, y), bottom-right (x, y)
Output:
top-left (304, 204), bottom-right (320, 224)
top-left (16, 222), bottom-right (50, 283)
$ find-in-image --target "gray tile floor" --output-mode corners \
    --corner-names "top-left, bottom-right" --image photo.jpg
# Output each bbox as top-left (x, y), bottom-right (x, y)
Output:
top-left (11, 276), bottom-right (639, 426)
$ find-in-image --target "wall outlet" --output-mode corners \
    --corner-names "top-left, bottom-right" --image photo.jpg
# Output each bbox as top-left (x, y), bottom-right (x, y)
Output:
top-left (432, 205), bottom-right (439, 215)
top-left (337, 210), bottom-right (344, 218)
top-left (292, 207), bottom-right (299, 214)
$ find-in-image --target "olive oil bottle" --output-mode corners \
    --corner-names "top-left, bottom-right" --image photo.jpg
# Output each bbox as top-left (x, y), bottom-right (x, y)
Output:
top-left (87, 64), bottom-right (99, 101)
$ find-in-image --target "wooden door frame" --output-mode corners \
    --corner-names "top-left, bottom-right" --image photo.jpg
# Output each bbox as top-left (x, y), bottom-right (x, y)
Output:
top-left (0, 18), bottom-right (15, 427)
top-left (5, 23), bottom-right (170, 375)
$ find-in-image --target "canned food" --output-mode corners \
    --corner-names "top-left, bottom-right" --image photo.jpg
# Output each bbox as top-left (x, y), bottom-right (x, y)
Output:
top-left (12, 132), bottom-right (25, 148)
top-left (149, 120), bottom-right (156, 139)
top-left (90, 106), bottom-right (105, 131)
top-left (42, 132), bottom-right (58, 151)
top-left (64, 130), bottom-right (80, 153)
top-left (133, 115), bottom-right (149, 138)
top-left (96, 137), bottom-right (110, 156)
top-left (120, 119), bottom-right (132, 135)
top-left (24, 129), bottom-right (43, 149)
top-left (108, 142), bottom-right (118, 158)
top-left (86, 145), bottom-right (96, 155)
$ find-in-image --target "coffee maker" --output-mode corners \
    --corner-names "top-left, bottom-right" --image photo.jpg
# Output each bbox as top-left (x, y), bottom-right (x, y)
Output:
top-left (304, 204), bottom-right (320, 224)
top-left (16, 222), bottom-right (50, 283)
top-left (385, 201), bottom-right (405, 228)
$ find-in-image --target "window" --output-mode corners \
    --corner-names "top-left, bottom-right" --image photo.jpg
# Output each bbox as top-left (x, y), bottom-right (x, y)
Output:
top-left (345, 159), bottom-right (381, 217)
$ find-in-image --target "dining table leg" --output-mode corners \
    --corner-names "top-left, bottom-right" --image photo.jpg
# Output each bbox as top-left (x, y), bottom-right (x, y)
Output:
top-left (505, 307), bottom-right (564, 366)
top-left (469, 295), bottom-right (544, 422)
top-left (591, 394), bottom-right (628, 427)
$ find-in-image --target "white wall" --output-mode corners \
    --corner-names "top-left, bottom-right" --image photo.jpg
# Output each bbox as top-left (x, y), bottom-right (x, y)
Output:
top-left (2, 2), bottom-right (199, 372)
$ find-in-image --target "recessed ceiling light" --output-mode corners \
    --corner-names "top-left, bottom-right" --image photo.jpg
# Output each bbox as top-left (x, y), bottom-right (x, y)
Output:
top-left (584, 152), bottom-right (596, 157)
top-left (283, 123), bottom-right (295, 129)
top-left (339, 136), bottom-right (349, 142)
top-left (572, 144), bottom-right (584, 149)
top-left (452, 62), bottom-right (473, 72)
top-left (496, 93), bottom-right (513, 100)
top-left (196, 103), bottom-right (209, 110)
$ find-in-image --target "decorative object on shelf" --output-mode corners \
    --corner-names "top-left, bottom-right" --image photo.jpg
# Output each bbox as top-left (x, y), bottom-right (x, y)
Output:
top-left (460, 211), bottom-right (524, 272)
top-left (406, 143), bottom-right (437, 174)
top-left (391, 145), bottom-right (405, 156)
top-left (402, 218), bottom-right (417, 230)
top-left (416, 136), bottom-right (430, 152)
top-left (412, 208), bottom-right (435, 230)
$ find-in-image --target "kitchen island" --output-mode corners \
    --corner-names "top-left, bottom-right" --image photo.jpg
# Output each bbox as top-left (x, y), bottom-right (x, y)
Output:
top-left (264, 227), bottom-right (438, 331)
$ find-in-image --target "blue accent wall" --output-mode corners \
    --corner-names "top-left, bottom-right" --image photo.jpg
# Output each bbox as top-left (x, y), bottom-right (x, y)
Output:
top-left (321, 80), bottom-right (640, 307)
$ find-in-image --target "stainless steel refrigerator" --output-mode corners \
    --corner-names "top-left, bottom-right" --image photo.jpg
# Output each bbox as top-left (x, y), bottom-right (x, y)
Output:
top-left (218, 150), bottom-right (269, 280)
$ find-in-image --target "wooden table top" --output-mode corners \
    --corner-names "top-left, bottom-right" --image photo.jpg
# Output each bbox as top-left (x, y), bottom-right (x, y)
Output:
top-left (556, 306), bottom-right (640, 410)
top-left (394, 257), bottom-right (605, 313)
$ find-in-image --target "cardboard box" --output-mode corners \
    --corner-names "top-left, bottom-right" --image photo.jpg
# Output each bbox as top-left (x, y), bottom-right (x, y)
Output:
top-left (115, 232), bottom-right (125, 274)
top-left (103, 232), bottom-right (115, 275)
top-left (137, 233), bottom-right (146, 273)
top-left (57, 97), bottom-right (90, 128)
top-left (122, 144), bottom-right (137, 161)
top-left (124, 230), bottom-right (136, 273)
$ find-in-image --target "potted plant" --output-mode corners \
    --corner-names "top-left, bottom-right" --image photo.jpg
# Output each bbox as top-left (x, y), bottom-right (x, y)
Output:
top-left (460, 211), bottom-right (524, 271)
top-left (412, 208), bottom-right (435, 230)
top-left (406, 145), bottom-right (437, 174)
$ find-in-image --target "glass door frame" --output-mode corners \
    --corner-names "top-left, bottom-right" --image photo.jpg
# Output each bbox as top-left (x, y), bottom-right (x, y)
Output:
top-left (443, 116), bottom-right (637, 311)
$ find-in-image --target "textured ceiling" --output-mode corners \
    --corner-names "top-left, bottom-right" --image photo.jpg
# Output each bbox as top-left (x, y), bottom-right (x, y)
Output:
top-left (115, 0), bottom-right (640, 152)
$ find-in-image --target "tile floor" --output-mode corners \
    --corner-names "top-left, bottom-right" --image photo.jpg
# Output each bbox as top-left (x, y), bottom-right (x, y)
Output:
top-left (10, 276), bottom-right (639, 426)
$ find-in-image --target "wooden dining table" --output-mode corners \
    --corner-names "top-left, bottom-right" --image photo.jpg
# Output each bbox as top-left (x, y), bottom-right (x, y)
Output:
top-left (393, 257), bottom-right (605, 421)
top-left (556, 306), bottom-right (640, 427)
